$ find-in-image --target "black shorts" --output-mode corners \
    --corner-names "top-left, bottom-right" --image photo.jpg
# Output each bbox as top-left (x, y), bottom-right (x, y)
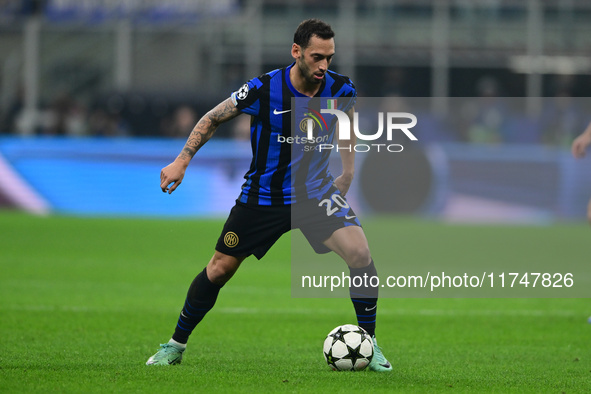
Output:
top-left (215, 185), bottom-right (361, 259)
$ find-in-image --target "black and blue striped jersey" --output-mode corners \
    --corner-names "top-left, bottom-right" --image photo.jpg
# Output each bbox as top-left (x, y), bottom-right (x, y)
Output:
top-left (230, 62), bottom-right (356, 206)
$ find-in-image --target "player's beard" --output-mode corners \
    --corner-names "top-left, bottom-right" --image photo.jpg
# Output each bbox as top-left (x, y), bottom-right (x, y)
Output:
top-left (297, 56), bottom-right (323, 85)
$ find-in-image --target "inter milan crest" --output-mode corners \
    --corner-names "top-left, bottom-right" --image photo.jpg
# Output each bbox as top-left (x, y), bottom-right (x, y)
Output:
top-left (224, 231), bottom-right (239, 248)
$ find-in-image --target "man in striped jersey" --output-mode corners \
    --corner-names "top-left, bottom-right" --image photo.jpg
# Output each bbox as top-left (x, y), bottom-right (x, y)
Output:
top-left (571, 122), bottom-right (591, 224)
top-left (147, 18), bottom-right (392, 372)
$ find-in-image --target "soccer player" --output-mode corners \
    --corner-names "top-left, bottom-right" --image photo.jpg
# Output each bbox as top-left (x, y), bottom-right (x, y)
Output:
top-left (147, 18), bottom-right (392, 372)
top-left (571, 121), bottom-right (591, 224)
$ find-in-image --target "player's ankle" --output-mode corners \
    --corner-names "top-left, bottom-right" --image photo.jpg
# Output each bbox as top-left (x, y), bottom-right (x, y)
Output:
top-left (168, 338), bottom-right (187, 349)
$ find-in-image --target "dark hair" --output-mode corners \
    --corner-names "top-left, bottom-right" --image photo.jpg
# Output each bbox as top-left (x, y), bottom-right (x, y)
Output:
top-left (293, 19), bottom-right (334, 49)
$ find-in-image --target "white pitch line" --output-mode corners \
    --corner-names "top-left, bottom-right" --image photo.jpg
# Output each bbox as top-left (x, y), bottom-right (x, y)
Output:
top-left (0, 304), bottom-right (582, 318)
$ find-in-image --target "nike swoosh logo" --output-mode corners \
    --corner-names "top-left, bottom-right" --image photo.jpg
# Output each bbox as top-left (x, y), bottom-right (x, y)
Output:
top-left (365, 305), bottom-right (377, 312)
top-left (345, 215), bottom-right (357, 220)
top-left (273, 108), bottom-right (291, 115)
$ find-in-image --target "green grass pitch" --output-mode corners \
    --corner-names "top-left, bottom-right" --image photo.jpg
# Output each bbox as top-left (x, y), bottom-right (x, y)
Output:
top-left (1, 211), bottom-right (590, 393)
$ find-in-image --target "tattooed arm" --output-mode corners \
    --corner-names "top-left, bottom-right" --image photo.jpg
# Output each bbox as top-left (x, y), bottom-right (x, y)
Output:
top-left (160, 98), bottom-right (241, 193)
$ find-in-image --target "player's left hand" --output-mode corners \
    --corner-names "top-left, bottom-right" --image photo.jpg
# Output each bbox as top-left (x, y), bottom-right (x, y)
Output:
top-left (334, 173), bottom-right (353, 196)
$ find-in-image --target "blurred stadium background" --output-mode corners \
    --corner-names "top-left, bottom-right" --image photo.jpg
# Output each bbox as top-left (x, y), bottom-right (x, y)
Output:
top-left (1, 0), bottom-right (591, 221)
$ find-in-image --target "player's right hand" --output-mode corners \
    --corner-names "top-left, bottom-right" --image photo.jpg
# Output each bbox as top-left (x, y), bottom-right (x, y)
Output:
top-left (571, 134), bottom-right (591, 159)
top-left (160, 161), bottom-right (186, 194)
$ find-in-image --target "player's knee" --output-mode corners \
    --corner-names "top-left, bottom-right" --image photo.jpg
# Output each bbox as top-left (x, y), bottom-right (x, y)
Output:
top-left (345, 244), bottom-right (372, 269)
top-left (207, 253), bottom-right (242, 286)
top-left (587, 201), bottom-right (591, 225)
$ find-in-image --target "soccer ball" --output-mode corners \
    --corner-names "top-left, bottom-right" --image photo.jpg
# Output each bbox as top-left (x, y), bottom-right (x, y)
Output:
top-left (323, 324), bottom-right (374, 371)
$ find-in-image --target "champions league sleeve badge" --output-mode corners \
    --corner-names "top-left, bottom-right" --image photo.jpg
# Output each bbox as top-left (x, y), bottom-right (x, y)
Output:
top-left (236, 83), bottom-right (249, 100)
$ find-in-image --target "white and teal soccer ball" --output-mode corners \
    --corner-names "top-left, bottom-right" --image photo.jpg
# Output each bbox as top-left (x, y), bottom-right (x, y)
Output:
top-left (323, 324), bottom-right (374, 371)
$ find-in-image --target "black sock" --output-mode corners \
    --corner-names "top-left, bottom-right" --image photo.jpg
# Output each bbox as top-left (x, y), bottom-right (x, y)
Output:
top-left (172, 267), bottom-right (222, 344)
top-left (349, 260), bottom-right (378, 337)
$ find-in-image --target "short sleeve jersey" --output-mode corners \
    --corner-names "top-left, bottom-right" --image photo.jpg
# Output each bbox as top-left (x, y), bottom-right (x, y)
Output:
top-left (230, 62), bottom-right (356, 206)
